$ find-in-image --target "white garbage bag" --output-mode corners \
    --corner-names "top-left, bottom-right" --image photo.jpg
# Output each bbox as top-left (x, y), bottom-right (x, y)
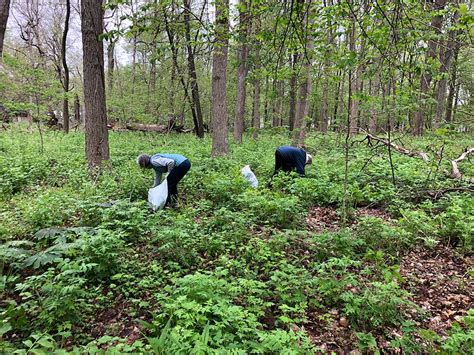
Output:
top-left (148, 179), bottom-right (168, 211)
top-left (241, 165), bottom-right (258, 188)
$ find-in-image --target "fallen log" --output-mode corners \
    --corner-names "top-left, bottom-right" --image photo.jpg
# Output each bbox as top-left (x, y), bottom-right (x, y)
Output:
top-left (450, 147), bottom-right (474, 180)
top-left (113, 122), bottom-right (194, 134)
top-left (366, 133), bottom-right (430, 162)
top-left (125, 123), bottom-right (168, 132)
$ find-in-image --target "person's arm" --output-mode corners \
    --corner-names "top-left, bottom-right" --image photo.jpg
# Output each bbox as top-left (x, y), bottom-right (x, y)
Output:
top-left (153, 171), bottom-right (162, 187)
top-left (295, 151), bottom-right (306, 176)
top-left (150, 156), bottom-right (175, 186)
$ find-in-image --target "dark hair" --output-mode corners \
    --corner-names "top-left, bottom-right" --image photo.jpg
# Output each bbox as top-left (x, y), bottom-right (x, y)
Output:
top-left (137, 154), bottom-right (150, 168)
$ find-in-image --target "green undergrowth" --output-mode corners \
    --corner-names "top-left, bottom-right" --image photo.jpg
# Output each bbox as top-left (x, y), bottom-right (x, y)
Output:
top-left (1, 127), bottom-right (473, 353)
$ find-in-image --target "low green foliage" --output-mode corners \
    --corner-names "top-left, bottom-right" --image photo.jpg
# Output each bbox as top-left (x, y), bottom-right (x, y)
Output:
top-left (1, 128), bottom-right (473, 352)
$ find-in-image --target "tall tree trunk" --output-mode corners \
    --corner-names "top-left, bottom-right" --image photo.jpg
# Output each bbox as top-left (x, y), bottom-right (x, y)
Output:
top-left (333, 69), bottom-right (342, 130)
top-left (233, 0), bottom-right (250, 143)
top-left (107, 40), bottom-right (115, 91)
top-left (434, 4), bottom-right (461, 128)
top-left (272, 80), bottom-right (283, 127)
top-left (211, 0), bottom-right (230, 156)
top-left (292, 0), bottom-right (312, 147)
top-left (184, 0), bottom-right (204, 138)
top-left (348, 5), bottom-right (363, 136)
top-left (61, 0), bottom-right (71, 133)
top-left (319, 76), bottom-right (330, 132)
top-left (149, 60), bottom-right (157, 114)
top-left (74, 93), bottom-right (80, 125)
top-left (263, 75), bottom-right (270, 126)
top-left (445, 45), bottom-right (459, 123)
top-left (452, 77), bottom-right (460, 122)
top-left (163, 6), bottom-right (198, 134)
top-left (0, 0), bottom-right (11, 59)
top-left (81, 0), bottom-right (109, 167)
top-left (368, 64), bottom-right (381, 133)
top-left (412, 0), bottom-right (447, 136)
top-left (319, 0), bottom-right (334, 133)
top-left (288, 53), bottom-right (298, 130)
top-left (251, 45), bottom-right (261, 138)
top-left (170, 62), bottom-right (176, 116)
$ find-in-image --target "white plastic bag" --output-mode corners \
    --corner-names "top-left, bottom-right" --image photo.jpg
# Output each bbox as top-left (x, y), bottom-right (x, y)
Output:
top-left (241, 165), bottom-right (258, 188)
top-left (148, 179), bottom-right (168, 211)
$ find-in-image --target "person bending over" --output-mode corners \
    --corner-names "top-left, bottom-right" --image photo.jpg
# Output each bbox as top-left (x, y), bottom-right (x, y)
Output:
top-left (137, 153), bottom-right (191, 207)
top-left (273, 146), bottom-right (312, 177)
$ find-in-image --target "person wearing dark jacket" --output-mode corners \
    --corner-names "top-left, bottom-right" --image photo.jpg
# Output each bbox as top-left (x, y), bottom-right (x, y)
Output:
top-left (273, 146), bottom-right (312, 176)
top-left (137, 153), bottom-right (191, 207)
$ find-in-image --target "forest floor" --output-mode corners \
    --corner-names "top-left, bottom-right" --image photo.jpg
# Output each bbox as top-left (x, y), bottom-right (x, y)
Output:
top-left (305, 205), bottom-right (473, 351)
top-left (1, 128), bottom-right (473, 353)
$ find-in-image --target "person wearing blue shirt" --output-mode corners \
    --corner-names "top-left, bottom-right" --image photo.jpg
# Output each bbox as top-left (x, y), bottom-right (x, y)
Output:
top-left (137, 153), bottom-right (191, 207)
top-left (273, 146), bottom-right (312, 176)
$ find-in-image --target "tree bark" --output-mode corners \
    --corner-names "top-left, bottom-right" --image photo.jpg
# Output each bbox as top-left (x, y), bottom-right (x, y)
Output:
top-left (272, 80), bottom-right (283, 127)
top-left (251, 45), bottom-right (261, 138)
top-left (74, 93), bottom-right (80, 125)
top-left (368, 59), bottom-right (381, 133)
top-left (81, 0), bottom-right (109, 167)
top-left (445, 45), bottom-right (459, 123)
top-left (233, 0), bottom-right (250, 143)
top-left (184, 0), bottom-right (204, 138)
top-left (163, 6), bottom-right (199, 136)
top-left (211, 0), bottom-right (230, 156)
top-left (288, 53), bottom-right (298, 130)
top-left (61, 0), bottom-right (71, 133)
top-left (107, 40), bottom-right (115, 92)
top-left (348, 4), bottom-right (363, 136)
top-left (0, 0), bottom-right (10, 59)
top-left (319, 0), bottom-right (334, 133)
top-left (435, 3), bottom-right (461, 128)
top-left (333, 69), bottom-right (342, 130)
top-left (412, 0), bottom-right (447, 136)
top-left (292, 0), bottom-right (312, 147)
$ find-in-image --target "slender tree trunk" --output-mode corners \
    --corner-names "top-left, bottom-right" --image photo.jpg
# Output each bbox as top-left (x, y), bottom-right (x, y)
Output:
top-left (263, 75), bottom-right (270, 126)
top-left (0, 0), bottom-right (11, 59)
top-left (81, 0), bottom-right (109, 167)
top-left (333, 69), bottom-right (342, 130)
top-left (251, 45), bottom-right (261, 138)
top-left (446, 45), bottom-right (459, 123)
top-left (412, 0), bottom-right (447, 135)
top-left (272, 80), bottom-right (283, 127)
top-left (170, 62), bottom-right (176, 116)
top-left (452, 79), bottom-right (460, 122)
top-left (74, 93), bottom-right (80, 125)
top-left (61, 0), bottom-right (71, 133)
top-left (149, 60), bottom-right (157, 114)
top-left (435, 5), bottom-right (461, 128)
top-left (288, 53), bottom-right (298, 130)
top-left (233, 0), bottom-right (250, 143)
top-left (348, 6), bottom-right (363, 136)
top-left (369, 64), bottom-right (381, 133)
top-left (319, 0), bottom-right (333, 133)
top-left (292, 0), bottom-right (312, 147)
top-left (107, 40), bottom-right (115, 91)
top-left (184, 0), bottom-right (204, 138)
top-left (163, 7), bottom-right (198, 134)
top-left (211, 0), bottom-right (230, 156)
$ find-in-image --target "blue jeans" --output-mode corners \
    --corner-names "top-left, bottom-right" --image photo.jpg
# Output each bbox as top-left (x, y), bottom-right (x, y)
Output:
top-left (166, 159), bottom-right (191, 203)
